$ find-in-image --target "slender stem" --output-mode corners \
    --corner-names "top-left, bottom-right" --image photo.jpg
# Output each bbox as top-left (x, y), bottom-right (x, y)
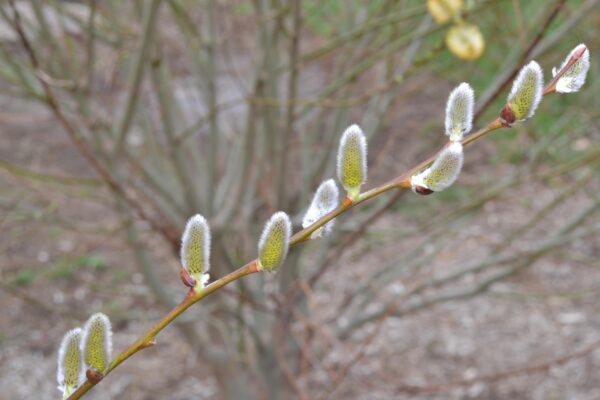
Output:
top-left (114, 0), bottom-right (162, 154)
top-left (84, 0), bottom-right (97, 94)
top-left (62, 39), bottom-right (584, 400)
top-left (205, 0), bottom-right (218, 216)
top-left (277, 0), bottom-right (301, 209)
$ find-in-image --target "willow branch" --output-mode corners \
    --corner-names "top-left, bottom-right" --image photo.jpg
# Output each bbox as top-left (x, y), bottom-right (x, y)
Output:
top-left (63, 36), bottom-right (582, 400)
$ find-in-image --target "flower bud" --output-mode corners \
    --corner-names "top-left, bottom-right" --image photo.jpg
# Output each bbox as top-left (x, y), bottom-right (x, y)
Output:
top-left (81, 313), bottom-right (112, 374)
top-left (336, 124), bottom-right (367, 201)
top-left (410, 142), bottom-right (464, 194)
top-left (57, 328), bottom-right (84, 399)
top-left (181, 214), bottom-right (211, 289)
top-left (445, 82), bottom-right (474, 142)
top-left (427, 0), bottom-right (463, 25)
top-left (86, 368), bottom-right (104, 384)
top-left (503, 61), bottom-right (543, 124)
top-left (445, 23), bottom-right (485, 61)
top-left (302, 179), bottom-right (339, 239)
top-left (552, 44), bottom-right (590, 93)
top-left (257, 211), bottom-right (292, 272)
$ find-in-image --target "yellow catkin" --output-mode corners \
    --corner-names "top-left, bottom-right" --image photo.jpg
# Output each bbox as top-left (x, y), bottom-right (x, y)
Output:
top-left (57, 328), bottom-right (83, 398)
top-left (82, 313), bottom-right (112, 373)
top-left (508, 61), bottom-right (543, 120)
top-left (181, 214), bottom-right (211, 287)
top-left (258, 212), bottom-right (292, 272)
top-left (337, 125), bottom-right (367, 199)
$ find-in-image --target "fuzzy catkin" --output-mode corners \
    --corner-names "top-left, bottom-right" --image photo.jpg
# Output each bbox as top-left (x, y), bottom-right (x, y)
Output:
top-left (181, 214), bottom-right (211, 287)
top-left (302, 179), bottom-right (339, 238)
top-left (258, 212), bottom-right (292, 272)
top-left (553, 44), bottom-right (590, 93)
top-left (57, 328), bottom-right (84, 397)
top-left (411, 142), bottom-right (464, 192)
top-left (82, 313), bottom-right (112, 373)
top-left (445, 82), bottom-right (475, 141)
top-left (337, 125), bottom-right (367, 196)
top-left (507, 61), bottom-right (543, 121)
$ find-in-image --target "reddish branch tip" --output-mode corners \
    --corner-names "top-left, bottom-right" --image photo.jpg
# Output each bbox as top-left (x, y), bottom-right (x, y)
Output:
top-left (572, 44), bottom-right (587, 60)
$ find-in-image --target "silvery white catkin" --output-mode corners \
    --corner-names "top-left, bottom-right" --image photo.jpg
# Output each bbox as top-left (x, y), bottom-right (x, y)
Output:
top-left (445, 82), bottom-right (475, 142)
top-left (410, 142), bottom-right (464, 193)
top-left (552, 43), bottom-right (590, 93)
top-left (181, 214), bottom-right (211, 288)
top-left (302, 179), bottom-right (339, 238)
